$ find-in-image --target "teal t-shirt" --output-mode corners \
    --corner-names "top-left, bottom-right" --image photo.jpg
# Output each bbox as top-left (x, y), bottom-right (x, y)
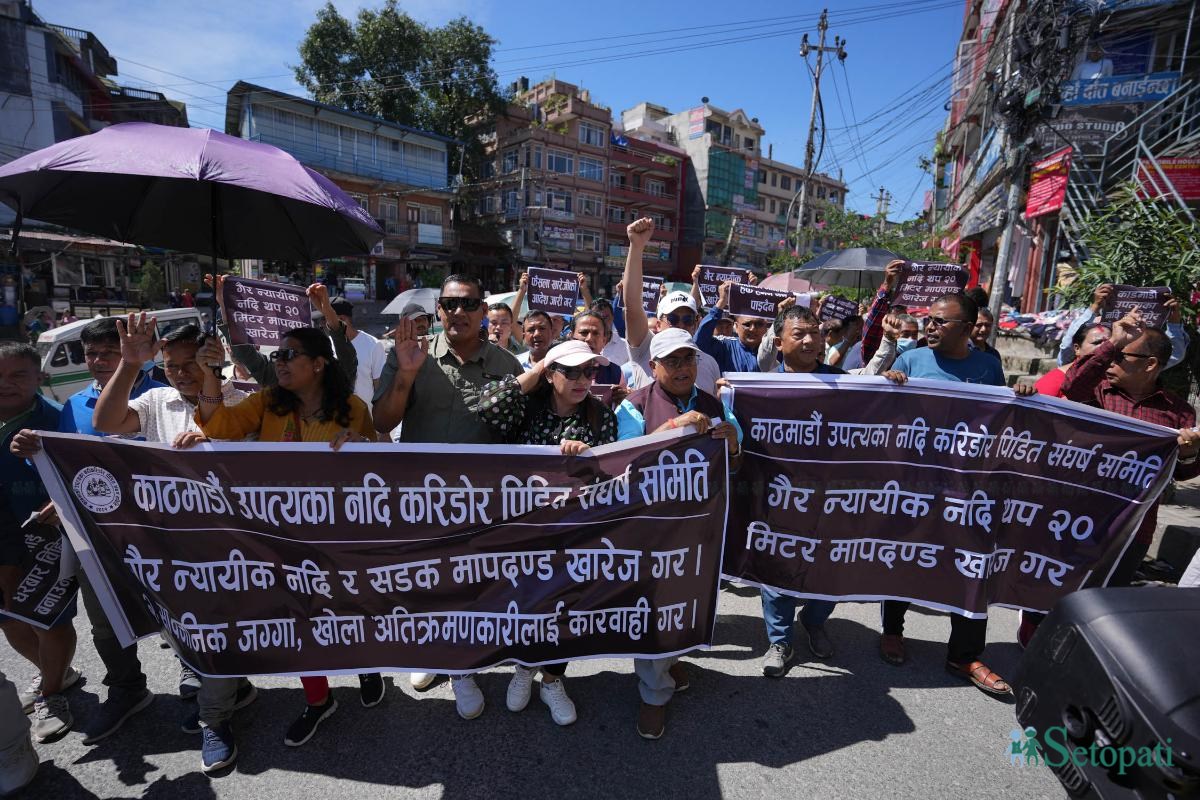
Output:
top-left (892, 346), bottom-right (1005, 387)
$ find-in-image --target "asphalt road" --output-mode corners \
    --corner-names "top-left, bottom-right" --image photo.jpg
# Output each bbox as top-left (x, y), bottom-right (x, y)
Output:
top-left (6, 586), bottom-right (1063, 799)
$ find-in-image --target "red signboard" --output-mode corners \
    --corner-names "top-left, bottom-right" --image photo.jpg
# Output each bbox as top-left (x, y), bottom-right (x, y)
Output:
top-left (1137, 157), bottom-right (1200, 201)
top-left (1025, 146), bottom-right (1072, 219)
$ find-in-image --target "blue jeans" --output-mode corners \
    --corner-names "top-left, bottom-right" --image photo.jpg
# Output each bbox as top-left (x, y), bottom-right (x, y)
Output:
top-left (761, 589), bottom-right (836, 646)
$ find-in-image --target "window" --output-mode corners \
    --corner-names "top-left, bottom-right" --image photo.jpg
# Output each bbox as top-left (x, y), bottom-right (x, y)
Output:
top-left (408, 204), bottom-right (443, 224)
top-left (610, 170), bottom-right (625, 188)
top-left (502, 149), bottom-right (518, 173)
top-left (350, 193), bottom-right (369, 212)
top-left (608, 205), bottom-right (625, 223)
top-left (577, 193), bottom-right (602, 217)
top-left (575, 229), bottom-right (601, 252)
top-left (380, 199), bottom-right (398, 224)
top-left (771, 172), bottom-right (777, 187)
top-left (480, 159), bottom-right (495, 178)
top-left (579, 121), bottom-right (606, 147)
top-left (479, 195), bottom-right (496, 214)
top-left (769, 199), bottom-right (777, 214)
top-left (828, 192), bottom-right (838, 204)
top-left (756, 196), bottom-right (765, 211)
top-left (547, 189), bottom-right (572, 212)
top-left (743, 137), bottom-right (755, 150)
top-left (547, 150), bottom-right (574, 174)
top-left (758, 169), bottom-right (767, 184)
top-left (780, 175), bottom-right (792, 191)
top-left (578, 156), bottom-right (604, 182)
top-left (649, 212), bottom-right (669, 229)
top-left (646, 179), bottom-right (665, 197)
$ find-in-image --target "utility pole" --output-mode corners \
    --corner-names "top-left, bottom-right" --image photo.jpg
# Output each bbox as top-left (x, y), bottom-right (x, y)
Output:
top-left (871, 186), bottom-right (892, 235)
top-left (795, 9), bottom-right (846, 255)
top-left (986, 10), bottom-right (1024, 346)
top-left (720, 215), bottom-right (741, 266)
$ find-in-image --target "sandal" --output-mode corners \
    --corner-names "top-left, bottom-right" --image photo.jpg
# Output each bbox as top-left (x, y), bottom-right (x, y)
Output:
top-left (946, 660), bottom-right (1011, 696)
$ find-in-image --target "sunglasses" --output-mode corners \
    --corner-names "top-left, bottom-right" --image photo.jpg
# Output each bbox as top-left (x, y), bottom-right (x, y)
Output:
top-left (550, 364), bottom-right (599, 380)
top-left (655, 353), bottom-right (698, 370)
top-left (926, 316), bottom-right (965, 328)
top-left (438, 297), bottom-right (484, 313)
top-left (664, 313), bottom-right (696, 327)
top-left (1112, 350), bottom-right (1154, 365)
top-left (269, 348), bottom-right (309, 362)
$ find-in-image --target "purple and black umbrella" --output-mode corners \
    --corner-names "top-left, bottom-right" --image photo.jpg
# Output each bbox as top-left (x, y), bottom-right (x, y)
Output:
top-left (0, 122), bottom-right (383, 261)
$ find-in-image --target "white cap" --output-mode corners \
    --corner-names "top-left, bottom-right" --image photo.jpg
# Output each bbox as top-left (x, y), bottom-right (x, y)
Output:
top-left (658, 291), bottom-right (698, 317)
top-left (649, 327), bottom-right (702, 361)
top-left (544, 340), bottom-right (610, 369)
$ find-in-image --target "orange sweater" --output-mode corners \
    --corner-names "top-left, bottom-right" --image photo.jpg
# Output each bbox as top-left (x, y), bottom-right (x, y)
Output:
top-left (195, 389), bottom-right (376, 443)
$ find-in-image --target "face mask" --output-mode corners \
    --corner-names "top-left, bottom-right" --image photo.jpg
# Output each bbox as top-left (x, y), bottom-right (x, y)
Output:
top-left (896, 337), bottom-right (918, 354)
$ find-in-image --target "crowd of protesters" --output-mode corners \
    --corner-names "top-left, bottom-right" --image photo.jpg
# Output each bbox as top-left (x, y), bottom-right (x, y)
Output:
top-left (0, 217), bottom-right (1196, 786)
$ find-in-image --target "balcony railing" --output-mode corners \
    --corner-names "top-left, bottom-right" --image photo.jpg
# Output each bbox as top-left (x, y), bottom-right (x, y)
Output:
top-left (249, 134), bottom-right (447, 190)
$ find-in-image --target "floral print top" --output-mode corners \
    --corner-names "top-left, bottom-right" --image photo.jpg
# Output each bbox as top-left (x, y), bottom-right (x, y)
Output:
top-left (479, 376), bottom-right (618, 447)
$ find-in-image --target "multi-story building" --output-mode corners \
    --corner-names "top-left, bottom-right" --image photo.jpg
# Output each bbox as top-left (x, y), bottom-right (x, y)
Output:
top-left (931, 0), bottom-right (1199, 311)
top-left (622, 101), bottom-right (845, 270)
top-left (0, 0), bottom-right (190, 318)
top-left (226, 82), bottom-right (458, 297)
top-left (473, 78), bottom-right (686, 293)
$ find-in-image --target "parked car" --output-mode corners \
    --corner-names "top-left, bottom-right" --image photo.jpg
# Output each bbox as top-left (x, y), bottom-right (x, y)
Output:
top-left (37, 307), bottom-right (206, 403)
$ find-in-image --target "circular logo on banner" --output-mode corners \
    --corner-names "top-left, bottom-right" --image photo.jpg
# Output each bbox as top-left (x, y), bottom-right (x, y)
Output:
top-left (72, 466), bottom-right (121, 514)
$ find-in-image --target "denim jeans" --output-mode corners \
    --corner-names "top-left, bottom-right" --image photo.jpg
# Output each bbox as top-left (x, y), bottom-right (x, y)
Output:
top-left (760, 589), bottom-right (836, 646)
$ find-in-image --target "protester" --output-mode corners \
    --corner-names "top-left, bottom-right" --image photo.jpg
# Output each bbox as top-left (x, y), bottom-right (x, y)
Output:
top-left (0, 478), bottom-right (38, 795)
top-left (372, 273), bottom-right (522, 713)
top-left (1057, 284), bottom-right (1188, 369)
top-left (588, 297), bottom-right (631, 366)
top-left (516, 310), bottom-right (554, 370)
top-left (621, 219), bottom-right (722, 395)
top-left (569, 311), bottom-right (626, 390)
top-left (384, 303), bottom-right (435, 342)
top-left (840, 262), bottom-right (904, 371)
top-left (192, 326), bottom-right (380, 747)
top-left (695, 280), bottom-right (771, 374)
top-left (1035, 323), bottom-right (1109, 398)
top-left (477, 340), bottom-right (619, 726)
top-left (827, 315), bottom-right (862, 369)
top-left (0, 344), bottom-right (79, 744)
top-left (1061, 309), bottom-right (1200, 587)
top-left (329, 297), bottom-right (387, 407)
top-left (759, 306), bottom-right (841, 675)
top-left (880, 292), bottom-right (1034, 696)
top-left (970, 308), bottom-right (1001, 359)
top-left (487, 302), bottom-right (526, 355)
top-left (90, 317), bottom-right (255, 771)
top-left (11, 320), bottom-right (163, 745)
top-left (822, 318), bottom-right (848, 366)
top-left (614, 327), bottom-right (742, 739)
top-left (208, 276), bottom-right (359, 389)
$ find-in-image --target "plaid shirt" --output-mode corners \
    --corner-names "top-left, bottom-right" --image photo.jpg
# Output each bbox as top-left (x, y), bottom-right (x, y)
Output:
top-left (860, 287), bottom-right (892, 364)
top-left (1062, 339), bottom-right (1199, 544)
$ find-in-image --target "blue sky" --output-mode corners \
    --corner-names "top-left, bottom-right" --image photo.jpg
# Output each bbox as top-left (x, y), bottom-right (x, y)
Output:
top-left (48, 0), bottom-right (964, 218)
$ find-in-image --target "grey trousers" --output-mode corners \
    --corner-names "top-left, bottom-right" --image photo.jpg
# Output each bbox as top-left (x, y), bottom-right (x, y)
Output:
top-left (197, 676), bottom-right (249, 727)
top-left (78, 572), bottom-right (146, 692)
top-left (634, 656), bottom-right (679, 706)
top-left (0, 669), bottom-right (30, 751)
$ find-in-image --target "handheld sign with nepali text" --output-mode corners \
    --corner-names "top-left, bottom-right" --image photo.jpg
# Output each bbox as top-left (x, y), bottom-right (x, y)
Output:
top-left (727, 284), bottom-right (795, 321)
top-left (527, 267), bottom-right (581, 315)
top-left (642, 276), bottom-right (664, 315)
top-left (819, 296), bottom-right (859, 322)
top-left (893, 262), bottom-right (969, 309)
top-left (1100, 285), bottom-right (1172, 330)
top-left (696, 265), bottom-right (745, 309)
top-left (221, 278), bottom-right (312, 347)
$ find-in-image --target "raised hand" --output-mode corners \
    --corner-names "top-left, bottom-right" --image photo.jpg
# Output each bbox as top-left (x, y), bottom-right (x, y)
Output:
top-left (205, 273), bottom-right (228, 313)
top-left (745, 270), bottom-right (758, 286)
top-left (884, 260), bottom-right (905, 292)
top-left (116, 312), bottom-right (160, 366)
top-left (777, 295), bottom-right (797, 314)
top-left (519, 272), bottom-right (529, 290)
top-left (717, 280), bottom-right (732, 309)
top-left (627, 217), bottom-right (655, 248)
top-left (194, 337), bottom-right (225, 369)
top-left (1091, 284), bottom-right (1114, 312)
top-left (392, 318), bottom-right (429, 375)
top-left (1109, 308), bottom-right (1144, 348)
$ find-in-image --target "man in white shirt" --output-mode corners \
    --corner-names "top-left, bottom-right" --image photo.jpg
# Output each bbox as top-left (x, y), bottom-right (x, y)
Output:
top-left (1073, 43), bottom-right (1113, 80)
top-left (330, 297), bottom-right (386, 407)
top-left (89, 317), bottom-right (253, 773)
top-left (620, 220), bottom-right (722, 395)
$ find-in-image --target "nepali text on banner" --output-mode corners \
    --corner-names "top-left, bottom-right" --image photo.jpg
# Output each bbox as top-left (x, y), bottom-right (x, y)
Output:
top-left (33, 431), bottom-right (729, 677)
top-left (720, 374), bottom-right (1178, 617)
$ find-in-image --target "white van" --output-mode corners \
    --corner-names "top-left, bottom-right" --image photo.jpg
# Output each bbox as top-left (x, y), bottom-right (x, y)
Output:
top-left (37, 308), bottom-right (207, 403)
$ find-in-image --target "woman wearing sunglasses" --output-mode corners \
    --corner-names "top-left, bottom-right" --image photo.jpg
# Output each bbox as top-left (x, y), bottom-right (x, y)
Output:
top-left (476, 340), bottom-right (619, 727)
top-left (192, 326), bottom-right (382, 748)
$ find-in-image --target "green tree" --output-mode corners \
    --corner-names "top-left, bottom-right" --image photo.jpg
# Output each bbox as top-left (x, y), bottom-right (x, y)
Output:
top-left (802, 203), bottom-right (947, 262)
top-left (138, 260), bottom-right (166, 306)
top-left (294, 1), bottom-right (506, 182)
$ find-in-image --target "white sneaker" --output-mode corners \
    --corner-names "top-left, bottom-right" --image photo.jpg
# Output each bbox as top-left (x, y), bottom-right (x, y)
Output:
top-left (539, 680), bottom-right (577, 726)
top-left (506, 666), bottom-right (535, 712)
top-left (451, 676), bottom-right (484, 720)
top-left (409, 672), bottom-right (436, 691)
top-left (0, 733), bottom-right (37, 795)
